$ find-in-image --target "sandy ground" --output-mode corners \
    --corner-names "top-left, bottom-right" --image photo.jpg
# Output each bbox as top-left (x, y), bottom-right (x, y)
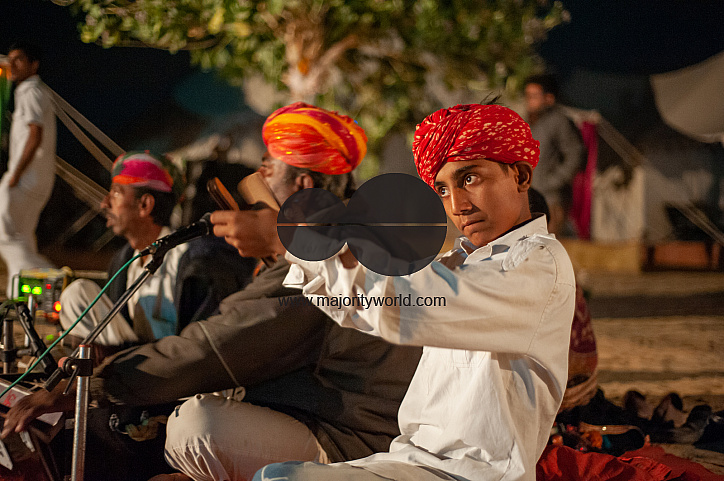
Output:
top-left (580, 270), bottom-right (724, 474)
top-left (580, 271), bottom-right (724, 410)
top-left (1, 253), bottom-right (724, 474)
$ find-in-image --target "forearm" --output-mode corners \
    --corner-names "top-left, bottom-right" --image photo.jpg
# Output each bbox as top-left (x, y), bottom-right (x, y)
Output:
top-left (0, 380), bottom-right (74, 437)
top-left (286, 241), bottom-right (570, 354)
top-left (90, 329), bottom-right (233, 406)
top-left (91, 297), bottom-right (327, 406)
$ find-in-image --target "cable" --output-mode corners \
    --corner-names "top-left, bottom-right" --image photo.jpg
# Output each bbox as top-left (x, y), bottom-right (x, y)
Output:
top-left (0, 253), bottom-right (142, 402)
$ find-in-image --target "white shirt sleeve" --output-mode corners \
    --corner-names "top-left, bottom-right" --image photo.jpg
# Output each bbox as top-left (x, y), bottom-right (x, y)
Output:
top-left (19, 83), bottom-right (46, 127)
top-left (284, 235), bottom-right (575, 357)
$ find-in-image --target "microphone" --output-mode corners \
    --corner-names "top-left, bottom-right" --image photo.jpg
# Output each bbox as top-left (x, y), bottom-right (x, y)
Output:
top-left (140, 213), bottom-right (213, 257)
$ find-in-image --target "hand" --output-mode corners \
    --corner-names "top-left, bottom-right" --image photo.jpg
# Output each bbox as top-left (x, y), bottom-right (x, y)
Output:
top-left (210, 208), bottom-right (286, 259)
top-left (339, 248), bottom-right (359, 269)
top-left (1, 381), bottom-right (75, 438)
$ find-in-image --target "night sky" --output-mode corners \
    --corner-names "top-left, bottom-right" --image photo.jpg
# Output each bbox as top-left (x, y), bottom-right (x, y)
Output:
top-left (541, 1), bottom-right (724, 75)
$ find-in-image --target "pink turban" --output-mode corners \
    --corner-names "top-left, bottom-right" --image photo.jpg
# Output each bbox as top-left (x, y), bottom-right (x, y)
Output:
top-left (111, 151), bottom-right (183, 198)
top-left (413, 104), bottom-right (540, 188)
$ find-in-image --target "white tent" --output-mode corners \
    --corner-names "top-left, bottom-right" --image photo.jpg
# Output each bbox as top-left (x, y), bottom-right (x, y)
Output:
top-left (652, 49), bottom-right (724, 144)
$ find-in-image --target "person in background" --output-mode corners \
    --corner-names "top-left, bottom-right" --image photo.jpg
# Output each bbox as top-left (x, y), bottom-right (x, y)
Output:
top-left (524, 73), bottom-right (585, 236)
top-left (0, 41), bottom-right (56, 298)
top-left (59, 150), bottom-right (255, 361)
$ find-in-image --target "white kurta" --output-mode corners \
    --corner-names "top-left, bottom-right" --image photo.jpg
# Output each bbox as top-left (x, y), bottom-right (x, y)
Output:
top-left (59, 227), bottom-right (189, 344)
top-left (284, 216), bottom-right (575, 481)
top-left (0, 75), bottom-right (56, 297)
top-left (7, 76), bottom-right (56, 194)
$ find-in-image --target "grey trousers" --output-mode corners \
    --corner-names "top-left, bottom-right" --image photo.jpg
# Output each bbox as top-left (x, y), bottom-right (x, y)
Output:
top-left (253, 460), bottom-right (466, 481)
top-left (253, 462), bottom-right (391, 481)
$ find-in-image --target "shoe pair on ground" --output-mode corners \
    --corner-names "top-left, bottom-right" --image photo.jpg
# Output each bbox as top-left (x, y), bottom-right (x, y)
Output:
top-left (623, 391), bottom-right (717, 444)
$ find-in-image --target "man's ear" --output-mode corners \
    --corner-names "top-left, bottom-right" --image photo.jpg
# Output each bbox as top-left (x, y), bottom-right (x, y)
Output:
top-left (513, 162), bottom-right (533, 192)
top-left (138, 193), bottom-right (156, 218)
top-left (544, 93), bottom-right (556, 107)
top-left (295, 173), bottom-right (315, 190)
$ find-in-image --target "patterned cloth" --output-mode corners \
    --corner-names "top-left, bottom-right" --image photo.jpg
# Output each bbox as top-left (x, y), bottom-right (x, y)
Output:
top-left (111, 151), bottom-right (183, 198)
top-left (262, 102), bottom-right (367, 175)
top-left (559, 284), bottom-right (599, 412)
top-left (413, 103), bottom-right (540, 188)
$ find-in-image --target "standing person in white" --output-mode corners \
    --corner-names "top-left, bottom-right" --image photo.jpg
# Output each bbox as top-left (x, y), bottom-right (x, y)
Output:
top-left (0, 41), bottom-right (56, 298)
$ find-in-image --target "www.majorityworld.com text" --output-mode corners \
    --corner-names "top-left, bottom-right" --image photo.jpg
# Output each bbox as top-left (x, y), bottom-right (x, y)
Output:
top-left (278, 293), bottom-right (447, 310)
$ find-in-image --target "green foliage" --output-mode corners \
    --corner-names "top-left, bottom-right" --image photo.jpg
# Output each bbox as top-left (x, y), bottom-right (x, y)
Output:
top-left (65, 0), bottom-right (566, 168)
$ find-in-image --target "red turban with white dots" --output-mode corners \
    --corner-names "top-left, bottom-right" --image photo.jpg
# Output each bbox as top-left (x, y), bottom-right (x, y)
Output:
top-left (413, 104), bottom-right (540, 188)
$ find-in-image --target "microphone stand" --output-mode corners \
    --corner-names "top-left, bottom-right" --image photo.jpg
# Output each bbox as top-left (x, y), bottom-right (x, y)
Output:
top-left (43, 246), bottom-right (170, 481)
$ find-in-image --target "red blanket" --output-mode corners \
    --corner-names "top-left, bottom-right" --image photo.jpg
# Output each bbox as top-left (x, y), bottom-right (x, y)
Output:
top-left (537, 445), bottom-right (724, 481)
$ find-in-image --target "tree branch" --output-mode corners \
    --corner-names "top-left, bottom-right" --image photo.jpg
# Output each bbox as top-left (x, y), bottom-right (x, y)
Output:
top-left (93, 37), bottom-right (221, 50)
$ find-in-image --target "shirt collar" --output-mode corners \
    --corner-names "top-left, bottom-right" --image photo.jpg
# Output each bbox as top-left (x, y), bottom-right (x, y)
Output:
top-left (15, 75), bottom-right (41, 94)
top-left (454, 214), bottom-right (549, 258)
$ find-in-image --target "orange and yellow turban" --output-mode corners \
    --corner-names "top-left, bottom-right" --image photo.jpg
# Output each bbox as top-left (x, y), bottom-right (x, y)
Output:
top-left (413, 104), bottom-right (540, 188)
top-left (262, 102), bottom-right (367, 175)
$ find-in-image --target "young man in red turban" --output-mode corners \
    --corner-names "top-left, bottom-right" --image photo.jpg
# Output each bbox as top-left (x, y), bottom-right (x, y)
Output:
top-left (235, 103), bottom-right (576, 481)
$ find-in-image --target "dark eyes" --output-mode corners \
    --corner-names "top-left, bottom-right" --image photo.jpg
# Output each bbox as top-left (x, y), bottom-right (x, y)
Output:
top-left (437, 174), bottom-right (477, 197)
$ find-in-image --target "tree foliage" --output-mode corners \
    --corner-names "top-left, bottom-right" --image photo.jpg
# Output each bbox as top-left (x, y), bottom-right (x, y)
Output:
top-left (60, 0), bottom-right (566, 157)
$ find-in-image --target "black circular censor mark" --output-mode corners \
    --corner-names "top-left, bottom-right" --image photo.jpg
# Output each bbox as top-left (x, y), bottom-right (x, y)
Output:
top-left (278, 173), bottom-right (447, 276)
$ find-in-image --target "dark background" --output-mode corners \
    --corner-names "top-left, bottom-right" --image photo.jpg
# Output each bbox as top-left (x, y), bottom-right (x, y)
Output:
top-left (2, 0), bottom-right (724, 249)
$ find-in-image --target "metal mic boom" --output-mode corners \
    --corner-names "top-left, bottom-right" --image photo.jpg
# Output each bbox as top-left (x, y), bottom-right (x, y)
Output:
top-left (140, 213), bottom-right (213, 257)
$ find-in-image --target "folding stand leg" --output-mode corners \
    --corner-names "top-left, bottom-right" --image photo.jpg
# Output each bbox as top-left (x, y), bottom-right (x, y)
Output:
top-left (70, 345), bottom-right (92, 481)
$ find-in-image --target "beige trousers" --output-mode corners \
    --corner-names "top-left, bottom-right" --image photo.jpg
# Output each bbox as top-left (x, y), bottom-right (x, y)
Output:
top-left (165, 392), bottom-right (329, 481)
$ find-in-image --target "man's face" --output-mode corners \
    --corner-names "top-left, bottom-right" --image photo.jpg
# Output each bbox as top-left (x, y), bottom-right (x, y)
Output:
top-left (524, 83), bottom-right (553, 115)
top-left (257, 153), bottom-right (301, 205)
top-left (434, 158), bottom-right (529, 247)
top-left (100, 183), bottom-right (143, 239)
top-left (7, 49), bottom-right (38, 84)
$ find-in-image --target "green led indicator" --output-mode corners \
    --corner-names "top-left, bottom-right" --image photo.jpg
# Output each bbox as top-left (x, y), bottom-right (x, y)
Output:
top-left (21, 284), bottom-right (31, 293)
top-left (32, 286), bottom-right (42, 295)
